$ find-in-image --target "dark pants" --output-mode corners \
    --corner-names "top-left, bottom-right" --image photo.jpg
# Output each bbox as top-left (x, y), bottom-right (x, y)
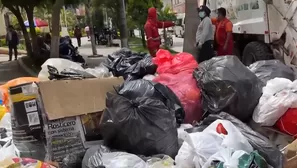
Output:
top-left (94, 34), bottom-right (99, 45)
top-left (197, 40), bottom-right (214, 63)
top-left (76, 37), bottom-right (81, 47)
top-left (8, 44), bottom-right (18, 61)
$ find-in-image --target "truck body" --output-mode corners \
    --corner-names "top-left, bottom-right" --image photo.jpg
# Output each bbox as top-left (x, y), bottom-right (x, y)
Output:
top-left (174, 13), bottom-right (185, 38)
top-left (205, 0), bottom-right (297, 67)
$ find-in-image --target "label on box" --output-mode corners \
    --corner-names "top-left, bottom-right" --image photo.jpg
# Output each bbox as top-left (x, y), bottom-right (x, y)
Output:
top-left (44, 117), bottom-right (86, 166)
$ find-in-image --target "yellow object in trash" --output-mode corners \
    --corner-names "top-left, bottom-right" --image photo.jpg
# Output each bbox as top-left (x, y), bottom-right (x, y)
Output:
top-left (0, 105), bottom-right (5, 121)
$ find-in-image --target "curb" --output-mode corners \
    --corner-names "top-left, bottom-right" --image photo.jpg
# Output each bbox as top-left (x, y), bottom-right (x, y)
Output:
top-left (18, 57), bottom-right (38, 77)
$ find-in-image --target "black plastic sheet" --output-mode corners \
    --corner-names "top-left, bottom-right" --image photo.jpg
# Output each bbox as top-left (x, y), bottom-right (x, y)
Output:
top-left (249, 60), bottom-right (295, 84)
top-left (100, 80), bottom-right (181, 158)
top-left (193, 112), bottom-right (285, 168)
top-left (105, 48), bottom-right (156, 80)
top-left (193, 56), bottom-right (263, 122)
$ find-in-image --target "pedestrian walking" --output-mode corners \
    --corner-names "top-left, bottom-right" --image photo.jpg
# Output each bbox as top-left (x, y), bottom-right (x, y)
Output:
top-left (85, 25), bottom-right (90, 40)
top-left (212, 7), bottom-right (234, 56)
top-left (74, 26), bottom-right (82, 47)
top-left (94, 26), bottom-right (99, 45)
top-left (6, 25), bottom-right (19, 61)
top-left (144, 7), bottom-right (175, 57)
top-left (196, 5), bottom-right (214, 63)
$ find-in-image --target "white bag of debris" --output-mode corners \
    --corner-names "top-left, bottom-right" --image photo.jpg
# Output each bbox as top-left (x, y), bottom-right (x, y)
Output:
top-left (253, 78), bottom-right (297, 126)
top-left (38, 58), bottom-right (111, 81)
top-left (38, 58), bottom-right (85, 81)
top-left (82, 145), bottom-right (148, 168)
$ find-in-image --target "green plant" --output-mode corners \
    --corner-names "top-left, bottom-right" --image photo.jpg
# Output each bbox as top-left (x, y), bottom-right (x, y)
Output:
top-left (0, 39), bottom-right (6, 47)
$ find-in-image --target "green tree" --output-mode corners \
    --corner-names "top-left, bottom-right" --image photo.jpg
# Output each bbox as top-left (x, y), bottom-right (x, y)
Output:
top-left (127, 0), bottom-right (163, 47)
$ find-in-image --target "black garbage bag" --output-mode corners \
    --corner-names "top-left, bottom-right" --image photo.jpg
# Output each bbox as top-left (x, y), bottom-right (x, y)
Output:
top-left (123, 55), bottom-right (157, 80)
top-left (193, 112), bottom-right (285, 168)
top-left (105, 48), bottom-right (156, 80)
top-left (117, 80), bottom-right (185, 124)
top-left (193, 56), bottom-right (263, 122)
top-left (100, 80), bottom-right (181, 158)
top-left (249, 60), bottom-right (295, 84)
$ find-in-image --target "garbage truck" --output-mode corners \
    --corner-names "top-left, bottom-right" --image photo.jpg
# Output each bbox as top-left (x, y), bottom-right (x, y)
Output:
top-left (204, 0), bottom-right (297, 67)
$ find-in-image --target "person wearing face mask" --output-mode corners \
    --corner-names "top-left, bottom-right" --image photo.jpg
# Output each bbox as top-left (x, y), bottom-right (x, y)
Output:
top-left (196, 5), bottom-right (214, 63)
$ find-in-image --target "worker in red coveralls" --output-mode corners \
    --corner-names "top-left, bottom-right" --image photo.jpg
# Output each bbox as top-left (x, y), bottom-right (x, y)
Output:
top-left (212, 7), bottom-right (234, 56)
top-left (144, 7), bottom-right (175, 57)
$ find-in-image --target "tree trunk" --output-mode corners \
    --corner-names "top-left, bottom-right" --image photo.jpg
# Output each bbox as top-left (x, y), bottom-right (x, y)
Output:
top-left (183, 0), bottom-right (199, 56)
top-left (163, 27), bottom-right (167, 48)
top-left (25, 7), bottom-right (39, 56)
top-left (118, 0), bottom-right (129, 48)
top-left (140, 28), bottom-right (146, 48)
top-left (9, 6), bottom-right (33, 57)
top-left (85, 1), bottom-right (97, 55)
top-left (50, 0), bottom-right (64, 58)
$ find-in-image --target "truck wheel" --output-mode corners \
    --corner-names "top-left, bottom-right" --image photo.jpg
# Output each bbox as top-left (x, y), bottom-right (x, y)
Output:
top-left (242, 41), bottom-right (273, 66)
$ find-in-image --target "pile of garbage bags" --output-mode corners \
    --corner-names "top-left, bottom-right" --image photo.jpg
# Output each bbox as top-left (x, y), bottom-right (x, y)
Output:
top-left (2, 48), bottom-right (297, 168)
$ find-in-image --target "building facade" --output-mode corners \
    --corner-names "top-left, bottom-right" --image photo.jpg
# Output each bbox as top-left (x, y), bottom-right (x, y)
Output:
top-left (172, 0), bottom-right (203, 13)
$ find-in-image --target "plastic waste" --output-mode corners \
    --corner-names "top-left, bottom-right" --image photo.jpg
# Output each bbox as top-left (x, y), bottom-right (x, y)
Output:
top-left (175, 131), bottom-right (222, 168)
top-left (196, 112), bottom-right (285, 168)
top-left (146, 155), bottom-right (175, 168)
top-left (38, 58), bottom-right (85, 81)
top-left (0, 139), bottom-right (20, 162)
top-left (116, 79), bottom-right (185, 125)
top-left (153, 71), bottom-right (202, 124)
top-left (153, 49), bottom-right (198, 74)
top-left (193, 56), bottom-right (263, 122)
top-left (0, 157), bottom-right (56, 168)
top-left (276, 108), bottom-right (297, 137)
top-left (202, 120), bottom-right (253, 153)
top-left (253, 78), bottom-right (297, 126)
top-left (82, 145), bottom-right (147, 168)
top-left (143, 74), bottom-right (156, 81)
top-left (100, 90), bottom-right (179, 158)
top-left (202, 148), bottom-right (247, 168)
top-left (249, 60), bottom-right (295, 84)
top-left (105, 48), bottom-right (156, 80)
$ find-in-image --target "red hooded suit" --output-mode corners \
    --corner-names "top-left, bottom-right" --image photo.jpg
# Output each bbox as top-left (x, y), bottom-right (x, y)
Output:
top-left (144, 7), bottom-right (175, 57)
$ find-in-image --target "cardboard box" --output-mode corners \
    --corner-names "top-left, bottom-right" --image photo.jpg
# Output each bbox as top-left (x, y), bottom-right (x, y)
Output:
top-left (37, 77), bottom-right (124, 165)
top-left (9, 77), bottom-right (124, 165)
top-left (284, 139), bottom-right (297, 168)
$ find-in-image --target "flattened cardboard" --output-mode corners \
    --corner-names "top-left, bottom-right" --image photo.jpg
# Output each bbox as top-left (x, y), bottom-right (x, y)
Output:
top-left (38, 77), bottom-right (123, 120)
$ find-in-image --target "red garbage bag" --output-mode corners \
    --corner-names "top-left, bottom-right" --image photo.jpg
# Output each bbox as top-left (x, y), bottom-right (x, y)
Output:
top-left (275, 108), bottom-right (297, 137)
top-left (153, 49), bottom-right (198, 74)
top-left (153, 71), bottom-right (202, 124)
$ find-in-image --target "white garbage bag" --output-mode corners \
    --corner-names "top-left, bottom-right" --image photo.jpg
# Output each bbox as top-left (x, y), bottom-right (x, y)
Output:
top-left (202, 120), bottom-right (253, 153)
top-left (0, 139), bottom-right (19, 162)
top-left (253, 78), bottom-right (297, 126)
top-left (38, 58), bottom-right (84, 81)
top-left (146, 155), bottom-right (175, 168)
top-left (83, 145), bottom-right (147, 168)
top-left (202, 148), bottom-right (247, 168)
top-left (175, 131), bottom-right (222, 168)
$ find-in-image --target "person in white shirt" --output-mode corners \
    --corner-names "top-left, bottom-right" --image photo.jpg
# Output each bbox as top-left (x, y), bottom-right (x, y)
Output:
top-left (196, 5), bottom-right (214, 63)
top-left (85, 26), bottom-right (90, 39)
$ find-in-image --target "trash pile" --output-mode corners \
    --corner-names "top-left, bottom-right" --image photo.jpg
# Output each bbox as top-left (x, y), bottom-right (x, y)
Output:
top-left (1, 48), bottom-right (297, 168)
